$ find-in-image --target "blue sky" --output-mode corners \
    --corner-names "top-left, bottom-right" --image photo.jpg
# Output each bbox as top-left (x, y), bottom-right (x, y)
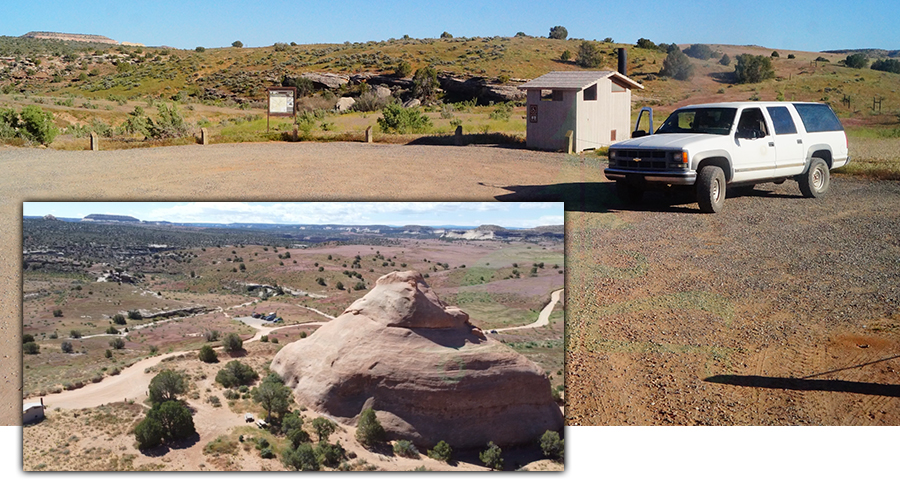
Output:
top-left (22, 201), bottom-right (564, 228)
top-left (1, 0), bottom-right (897, 52)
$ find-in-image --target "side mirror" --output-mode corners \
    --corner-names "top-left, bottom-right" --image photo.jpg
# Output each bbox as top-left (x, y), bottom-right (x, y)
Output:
top-left (632, 130), bottom-right (648, 138)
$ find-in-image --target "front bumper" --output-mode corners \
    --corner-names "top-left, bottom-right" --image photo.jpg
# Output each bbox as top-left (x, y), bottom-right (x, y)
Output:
top-left (604, 168), bottom-right (697, 185)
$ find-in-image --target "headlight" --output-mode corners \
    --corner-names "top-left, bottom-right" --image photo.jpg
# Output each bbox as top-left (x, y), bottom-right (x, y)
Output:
top-left (671, 151), bottom-right (688, 164)
top-left (609, 150), bottom-right (617, 160)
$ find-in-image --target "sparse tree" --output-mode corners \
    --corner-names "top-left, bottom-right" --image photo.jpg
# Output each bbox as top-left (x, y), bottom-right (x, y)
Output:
top-left (636, 38), bottom-right (658, 50)
top-left (771, 51), bottom-right (780, 58)
top-left (684, 44), bottom-right (715, 60)
top-left (734, 54), bottom-right (775, 83)
top-left (428, 440), bottom-right (453, 462)
top-left (548, 26), bottom-right (568, 40)
top-left (23, 342), bottom-right (40, 354)
top-left (660, 48), bottom-right (695, 81)
top-left (232, 41), bottom-right (243, 48)
top-left (440, 31), bottom-right (453, 39)
top-left (252, 378), bottom-right (293, 420)
top-left (719, 54), bottom-right (731, 66)
top-left (52, 309), bottom-right (63, 317)
top-left (282, 442), bottom-right (319, 471)
top-left (842, 53), bottom-right (869, 69)
top-left (61, 341), bottom-right (73, 353)
top-left (411, 66), bottom-right (440, 101)
top-left (109, 337), bottom-right (125, 349)
top-left (133, 413), bottom-right (164, 449)
top-left (480, 441), bottom-right (504, 470)
top-left (576, 41), bottom-right (603, 68)
top-left (148, 400), bottom-right (195, 441)
top-left (198, 344), bottom-right (218, 363)
top-left (540, 430), bottom-right (564, 461)
top-left (222, 332), bottom-right (243, 353)
top-left (355, 408), bottom-right (385, 447)
top-left (311, 417), bottom-right (337, 441)
top-left (148, 369), bottom-right (186, 404)
top-left (215, 360), bottom-right (258, 388)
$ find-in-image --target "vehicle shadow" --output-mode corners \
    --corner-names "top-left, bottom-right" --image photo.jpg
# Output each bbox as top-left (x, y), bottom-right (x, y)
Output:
top-left (491, 182), bottom-right (702, 214)
top-left (704, 374), bottom-right (900, 397)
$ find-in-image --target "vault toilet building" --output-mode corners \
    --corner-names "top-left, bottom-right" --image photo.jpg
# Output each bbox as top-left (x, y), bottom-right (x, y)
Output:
top-left (519, 50), bottom-right (643, 152)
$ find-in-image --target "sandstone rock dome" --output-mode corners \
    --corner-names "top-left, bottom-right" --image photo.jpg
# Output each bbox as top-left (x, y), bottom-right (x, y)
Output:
top-left (271, 270), bottom-right (563, 448)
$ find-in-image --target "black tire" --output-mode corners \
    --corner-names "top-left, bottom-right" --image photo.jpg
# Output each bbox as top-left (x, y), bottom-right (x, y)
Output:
top-left (696, 166), bottom-right (726, 213)
top-left (798, 157), bottom-right (830, 198)
top-left (616, 180), bottom-right (644, 205)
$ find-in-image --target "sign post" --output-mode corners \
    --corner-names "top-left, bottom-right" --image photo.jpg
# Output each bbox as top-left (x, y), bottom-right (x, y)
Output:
top-left (266, 87), bottom-right (297, 133)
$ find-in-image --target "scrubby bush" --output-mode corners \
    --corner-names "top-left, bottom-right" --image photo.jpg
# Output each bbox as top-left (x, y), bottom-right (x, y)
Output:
top-left (149, 103), bottom-right (190, 139)
top-left (660, 48), bottom-right (694, 81)
top-left (480, 442), bottom-right (504, 470)
top-left (252, 377), bottom-right (293, 420)
top-left (215, 360), bottom-right (258, 388)
top-left (540, 430), bottom-right (564, 461)
top-left (393, 440), bottom-right (420, 458)
top-left (109, 337), bottom-right (125, 349)
top-left (232, 41), bottom-right (243, 48)
top-left (734, 54), bottom-right (775, 83)
top-left (315, 441), bottom-right (345, 467)
top-left (771, 51), bottom-right (780, 58)
top-left (576, 41), bottom-right (603, 68)
top-left (23, 342), bottom-right (40, 354)
top-left (198, 344), bottom-right (218, 363)
top-left (1, 105), bottom-right (58, 145)
top-left (636, 38), bottom-right (658, 50)
top-left (52, 309), bottom-right (63, 317)
top-left (377, 103), bottom-right (431, 134)
top-left (148, 370), bottom-right (186, 404)
top-left (395, 60), bottom-right (412, 78)
top-left (548, 26), bottom-right (568, 40)
top-left (127, 310), bottom-right (142, 320)
top-left (719, 54), bottom-right (731, 66)
top-left (311, 417), bottom-right (337, 441)
top-left (428, 440), bottom-right (452, 462)
top-left (843, 53), bottom-right (869, 69)
top-left (222, 332), bottom-right (243, 353)
top-left (560, 49), bottom-right (572, 61)
top-left (684, 44), bottom-right (715, 60)
top-left (61, 341), bottom-right (73, 353)
top-left (205, 330), bottom-right (219, 342)
top-left (282, 442), bottom-right (319, 471)
top-left (133, 414), bottom-right (164, 449)
top-left (872, 58), bottom-right (900, 74)
top-left (106, 326), bottom-right (119, 335)
top-left (23, 334), bottom-right (34, 344)
top-left (411, 66), bottom-right (440, 101)
top-left (355, 408), bottom-right (385, 447)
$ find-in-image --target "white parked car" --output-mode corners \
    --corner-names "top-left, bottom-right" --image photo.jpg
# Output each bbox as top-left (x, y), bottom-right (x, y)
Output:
top-left (605, 102), bottom-right (850, 212)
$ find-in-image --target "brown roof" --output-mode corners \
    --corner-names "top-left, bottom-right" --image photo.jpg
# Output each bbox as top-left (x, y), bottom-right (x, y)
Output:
top-left (518, 71), bottom-right (643, 90)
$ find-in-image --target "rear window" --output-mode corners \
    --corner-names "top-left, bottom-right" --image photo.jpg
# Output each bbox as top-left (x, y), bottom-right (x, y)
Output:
top-left (793, 103), bottom-right (844, 132)
top-left (766, 106), bottom-right (798, 135)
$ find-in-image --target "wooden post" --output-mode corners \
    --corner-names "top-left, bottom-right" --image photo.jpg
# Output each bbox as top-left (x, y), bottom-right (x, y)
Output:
top-left (90, 132), bottom-right (99, 151)
top-left (454, 125), bottom-right (463, 146)
top-left (565, 130), bottom-right (574, 155)
top-left (200, 127), bottom-right (209, 145)
top-left (293, 124), bottom-right (299, 141)
top-left (365, 126), bottom-right (373, 143)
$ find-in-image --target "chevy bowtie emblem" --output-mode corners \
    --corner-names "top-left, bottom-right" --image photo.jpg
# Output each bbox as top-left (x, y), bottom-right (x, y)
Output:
top-left (633, 158), bottom-right (641, 162)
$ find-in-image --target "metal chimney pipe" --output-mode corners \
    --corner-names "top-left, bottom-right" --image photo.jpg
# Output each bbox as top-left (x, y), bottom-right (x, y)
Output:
top-left (618, 48), bottom-right (627, 76)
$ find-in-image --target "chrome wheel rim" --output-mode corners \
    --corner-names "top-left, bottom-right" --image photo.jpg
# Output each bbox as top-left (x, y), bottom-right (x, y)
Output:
top-left (712, 178), bottom-right (721, 201)
top-left (812, 167), bottom-right (824, 191)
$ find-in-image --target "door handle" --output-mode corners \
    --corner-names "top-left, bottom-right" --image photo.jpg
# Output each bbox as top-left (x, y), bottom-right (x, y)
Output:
top-left (797, 139), bottom-right (803, 144)
top-left (768, 142), bottom-right (775, 147)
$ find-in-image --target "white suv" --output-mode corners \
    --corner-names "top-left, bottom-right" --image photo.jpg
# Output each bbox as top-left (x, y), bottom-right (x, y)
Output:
top-left (605, 102), bottom-right (850, 212)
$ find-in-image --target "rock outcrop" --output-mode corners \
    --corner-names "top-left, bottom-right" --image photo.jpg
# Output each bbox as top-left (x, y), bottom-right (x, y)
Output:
top-left (271, 271), bottom-right (562, 448)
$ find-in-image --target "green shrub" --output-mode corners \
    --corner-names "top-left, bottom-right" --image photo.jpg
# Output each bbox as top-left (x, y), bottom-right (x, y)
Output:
top-left (252, 377), bottom-right (293, 420)
top-left (411, 66), bottom-right (440, 101)
top-left (428, 440), bottom-right (452, 462)
top-left (395, 60), bottom-right (412, 78)
top-left (560, 49), bottom-right (572, 61)
top-left (148, 370), bottom-right (186, 404)
top-left (53, 309), bottom-right (63, 317)
top-left (576, 41), bottom-right (603, 68)
top-left (127, 310), bottom-right (142, 320)
top-left (548, 26), bottom-right (568, 40)
top-left (872, 59), bottom-right (900, 74)
top-left (540, 430), bottom-right (564, 461)
top-left (61, 341), bottom-right (73, 353)
top-left (311, 417), bottom-right (337, 441)
top-left (149, 103), bottom-right (190, 139)
top-left (23, 334), bottom-right (34, 344)
top-left (23, 342), bottom-right (40, 354)
top-left (148, 400), bottom-right (196, 440)
top-left (660, 48), bottom-right (694, 81)
top-left (719, 54), bottom-right (731, 66)
top-left (215, 360), bottom-right (258, 388)
top-left (1, 106), bottom-right (58, 145)
top-left (133, 414), bottom-right (164, 449)
top-left (843, 53), bottom-right (869, 69)
top-left (355, 408), bottom-right (385, 447)
top-left (282, 443), bottom-right (319, 471)
top-left (377, 103), bottom-right (431, 134)
top-left (315, 441), bottom-right (345, 467)
top-left (232, 41), bottom-right (243, 48)
top-left (734, 54), bottom-right (775, 83)
top-left (684, 44), bottom-right (715, 60)
top-left (393, 440), bottom-right (420, 458)
top-left (259, 447), bottom-right (275, 459)
top-left (109, 337), bottom-right (125, 349)
top-left (222, 332), bottom-right (243, 353)
top-left (636, 38), bottom-right (658, 50)
top-left (480, 442), bottom-right (504, 470)
top-left (198, 344), bottom-right (218, 363)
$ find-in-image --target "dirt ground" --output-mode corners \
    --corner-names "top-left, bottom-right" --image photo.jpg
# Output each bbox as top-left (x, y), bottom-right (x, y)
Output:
top-left (566, 179), bottom-right (900, 425)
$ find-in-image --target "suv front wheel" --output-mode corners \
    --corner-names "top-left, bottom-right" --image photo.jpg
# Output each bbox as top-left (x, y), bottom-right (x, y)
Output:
top-left (697, 166), bottom-right (726, 213)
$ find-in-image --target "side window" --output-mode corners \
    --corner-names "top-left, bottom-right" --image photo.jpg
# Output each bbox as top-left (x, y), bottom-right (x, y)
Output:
top-left (583, 84), bottom-right (597, 101)
top-left (793, 103), bottom-right (844, 132)
top-left (736, 108), bottom-right (768, 138)
top-left (766, 106), bottom-right (798, 135)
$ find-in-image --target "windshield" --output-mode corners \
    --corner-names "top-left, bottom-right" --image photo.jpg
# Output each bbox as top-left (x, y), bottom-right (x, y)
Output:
top-left (656, 108), bottom-right (737, 135)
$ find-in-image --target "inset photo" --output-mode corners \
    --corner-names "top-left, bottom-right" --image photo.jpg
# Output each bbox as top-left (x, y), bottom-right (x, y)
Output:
top-left (22, 201), bottom-right (564, 471)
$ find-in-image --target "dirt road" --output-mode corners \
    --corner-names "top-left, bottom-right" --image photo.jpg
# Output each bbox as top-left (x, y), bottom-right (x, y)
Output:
top-left (495, 289), bottom-right (564, 332)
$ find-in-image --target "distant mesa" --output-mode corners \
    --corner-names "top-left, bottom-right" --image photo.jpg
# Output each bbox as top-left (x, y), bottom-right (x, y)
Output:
top-left (21, 31), bottom-right (119, 45)
top-left (271, 270), bottom-right (563, 449)
top-left (82, 214), bottom-right (140, 223)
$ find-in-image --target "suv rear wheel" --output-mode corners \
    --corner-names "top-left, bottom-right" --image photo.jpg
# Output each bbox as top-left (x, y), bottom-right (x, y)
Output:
top-left (798, 157), bottom-right (830, 198)
top-left (697, 166), bottom-right (726, 213)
